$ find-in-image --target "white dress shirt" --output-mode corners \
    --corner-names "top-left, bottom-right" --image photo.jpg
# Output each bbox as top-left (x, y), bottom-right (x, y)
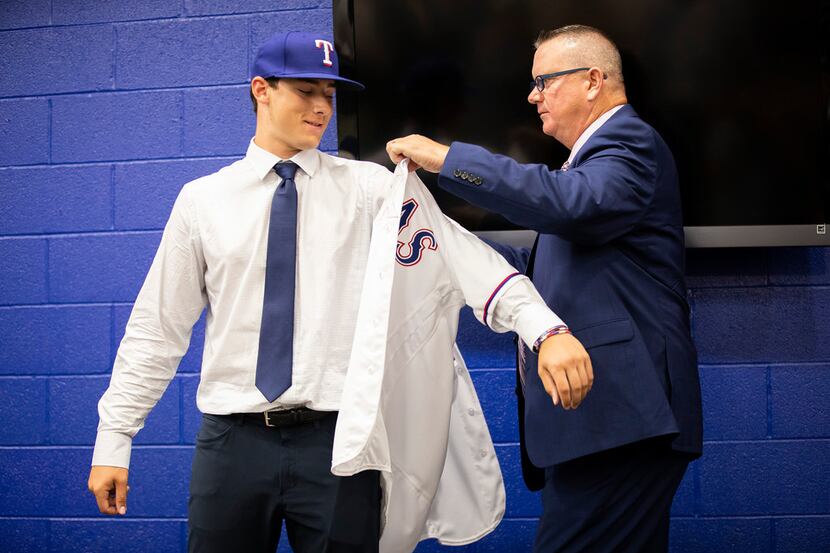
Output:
top-left (93, 140), bottom-right (560, 469)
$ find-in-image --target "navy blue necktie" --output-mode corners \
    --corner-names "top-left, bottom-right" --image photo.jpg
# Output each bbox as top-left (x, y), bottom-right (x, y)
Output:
top-left (256, 161), bottom-right (299, 402)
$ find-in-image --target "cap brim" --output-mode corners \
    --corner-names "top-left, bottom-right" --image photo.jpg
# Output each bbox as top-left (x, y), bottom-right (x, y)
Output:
top-left (268, 71), bottom-right (365, 91)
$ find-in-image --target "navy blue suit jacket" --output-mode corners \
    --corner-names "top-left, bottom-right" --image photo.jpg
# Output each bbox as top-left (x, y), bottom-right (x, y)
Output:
top-left (438, 105), bottom-right (702, 472)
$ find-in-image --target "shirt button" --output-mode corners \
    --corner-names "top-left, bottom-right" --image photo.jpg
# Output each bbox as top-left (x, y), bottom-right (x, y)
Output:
top-left (468, 408), bottom-right (476, 416)
top-left (479, 450), bottom-right (487, 459)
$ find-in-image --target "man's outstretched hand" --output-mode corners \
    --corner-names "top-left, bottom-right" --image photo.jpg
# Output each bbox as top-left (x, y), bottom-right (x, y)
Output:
top-left (386, 134), bottom-right (450, 173)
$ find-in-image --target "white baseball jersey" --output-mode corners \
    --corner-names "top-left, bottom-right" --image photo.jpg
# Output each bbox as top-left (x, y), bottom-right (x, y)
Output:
top-left (333, 161), bottom-right (563, 551)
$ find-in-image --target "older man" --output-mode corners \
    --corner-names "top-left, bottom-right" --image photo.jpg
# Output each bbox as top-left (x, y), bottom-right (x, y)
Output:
top-left (388, 24), bottom-right (702, 553)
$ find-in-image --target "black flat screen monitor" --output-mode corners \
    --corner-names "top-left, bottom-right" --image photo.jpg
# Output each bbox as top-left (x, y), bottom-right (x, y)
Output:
top-left (333, 0), bottom-right (830, 247)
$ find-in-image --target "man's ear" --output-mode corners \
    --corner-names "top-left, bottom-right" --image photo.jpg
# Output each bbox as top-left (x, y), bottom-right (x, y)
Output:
top-left (251, 76), bottom-right (272, 107)
top-left (585, 67), bottom-right (604, 101)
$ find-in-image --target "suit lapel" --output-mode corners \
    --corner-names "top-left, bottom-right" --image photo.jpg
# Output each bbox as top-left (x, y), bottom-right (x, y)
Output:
top-left (571, 104), bottom-right (637, 168)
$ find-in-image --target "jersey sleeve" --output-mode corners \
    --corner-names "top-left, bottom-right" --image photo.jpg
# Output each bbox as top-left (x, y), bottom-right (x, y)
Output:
top-left (406, 172), bottom-right (565, 348)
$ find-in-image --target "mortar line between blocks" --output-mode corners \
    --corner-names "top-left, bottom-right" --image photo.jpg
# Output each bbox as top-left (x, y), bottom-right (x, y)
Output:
top-left (0, 83), bottom-right (252, 102)
top-left (0, 154), bottom-right (241, 171)
top-left (0, 10), bottom-right (350, 34)
top-left (179, 91), bottom-right (185, 156)
top-left (179, 374), bottom-right (185, 444)
top-left (44, 234), bottom-right (52, 302)
top-left (44, 373), bottom-right (51, 446)
top-left (110, 303), bottom-right (116, 374)
top-left (47, 98), bottom-right (53, 164)
top-left (112, 24), bottom-right (118, 89)
top-left (110, 165), bottom-right (116, 229)
top-left (247, 17), bottom-right (252, 81)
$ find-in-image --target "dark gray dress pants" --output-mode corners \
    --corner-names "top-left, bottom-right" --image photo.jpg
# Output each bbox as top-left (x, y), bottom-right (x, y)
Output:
top-left (533, 436), bottom-right (690, 553)
top-left (188, 412), bottom-right (380, 553)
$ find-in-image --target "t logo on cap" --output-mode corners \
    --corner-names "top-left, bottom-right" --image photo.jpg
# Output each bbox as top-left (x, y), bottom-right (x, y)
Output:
top-left (315, 39), bottom-right (334, 67)
top-left (250, 32), bottom-right (365, 91)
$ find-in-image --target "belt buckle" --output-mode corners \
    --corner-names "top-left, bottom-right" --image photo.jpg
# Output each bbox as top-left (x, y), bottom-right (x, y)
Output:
top-left (264, 408), bottom-right (303, 427)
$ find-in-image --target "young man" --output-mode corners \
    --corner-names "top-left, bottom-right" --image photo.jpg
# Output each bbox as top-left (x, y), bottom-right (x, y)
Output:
top-left (87, 31), bottom-right (592, 553)
top-left (388, 24), bottom-right (702, 553)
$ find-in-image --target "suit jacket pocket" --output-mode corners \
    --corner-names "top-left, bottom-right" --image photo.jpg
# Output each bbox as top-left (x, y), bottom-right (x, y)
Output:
top-left (573, 318), bottom-right (634, 349)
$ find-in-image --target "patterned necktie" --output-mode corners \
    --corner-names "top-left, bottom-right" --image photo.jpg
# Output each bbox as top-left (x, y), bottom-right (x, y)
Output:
top-left (256, 161), bottom-right (299, 402)
top-left (518, 339), bottom-right (527, 389)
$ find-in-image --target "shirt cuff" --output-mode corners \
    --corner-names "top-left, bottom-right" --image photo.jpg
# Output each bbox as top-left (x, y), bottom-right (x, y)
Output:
top-left (488, 276), bottom-right (566, 348)
top-left (91, 431), bottom-right (133, 469)
top-left (513, 300), bottom-right (566, 351)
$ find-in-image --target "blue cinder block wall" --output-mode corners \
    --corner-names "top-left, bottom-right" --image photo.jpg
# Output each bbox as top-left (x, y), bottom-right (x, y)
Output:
top-left (1, 2), bottom-right (828, 552)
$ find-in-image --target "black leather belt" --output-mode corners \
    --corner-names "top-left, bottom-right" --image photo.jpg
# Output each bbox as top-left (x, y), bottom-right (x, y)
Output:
top-left (241, 407), bottom-right (334, 428)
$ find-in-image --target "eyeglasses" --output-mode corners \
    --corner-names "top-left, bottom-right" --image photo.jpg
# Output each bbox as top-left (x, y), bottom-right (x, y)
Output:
top-left (530, 67), bottom-right (590, 93)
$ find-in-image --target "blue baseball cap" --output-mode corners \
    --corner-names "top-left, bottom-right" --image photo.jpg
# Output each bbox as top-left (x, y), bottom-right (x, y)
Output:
top-left (251, 31), bottom-right (365, 91)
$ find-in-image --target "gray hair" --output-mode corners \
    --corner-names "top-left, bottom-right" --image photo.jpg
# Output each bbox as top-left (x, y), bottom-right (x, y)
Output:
top-left (534, 25), bottom-right (623, 83)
